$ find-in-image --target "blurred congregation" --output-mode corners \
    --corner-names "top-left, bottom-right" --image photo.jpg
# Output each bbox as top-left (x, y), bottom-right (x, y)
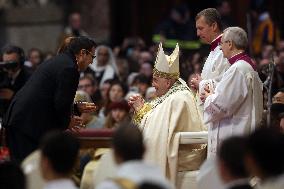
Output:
top-left (0, 0), bottom-right (284, 189)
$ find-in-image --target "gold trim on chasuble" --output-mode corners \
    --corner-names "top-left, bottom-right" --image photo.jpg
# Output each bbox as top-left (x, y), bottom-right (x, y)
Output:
top-left (133, 81), bottom-right (189, 124)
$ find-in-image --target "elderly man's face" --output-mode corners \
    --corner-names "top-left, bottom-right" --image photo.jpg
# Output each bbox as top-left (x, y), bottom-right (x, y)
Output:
top-left (152, 75), bottom-right (171, 97)
top-left (220, 37), bottom-right (231, 59)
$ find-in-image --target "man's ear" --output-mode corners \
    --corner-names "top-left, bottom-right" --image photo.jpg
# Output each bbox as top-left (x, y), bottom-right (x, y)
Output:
top-left (228, 41), bottom-right (234, 50)
top-left (212, 22), bottom-right (218, 32)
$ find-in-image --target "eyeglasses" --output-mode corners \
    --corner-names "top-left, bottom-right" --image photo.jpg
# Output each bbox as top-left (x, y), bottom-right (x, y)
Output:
top-left (220, 40), bottom-right (230, 45)
top-left (85, 49), bottom-right (96, 59)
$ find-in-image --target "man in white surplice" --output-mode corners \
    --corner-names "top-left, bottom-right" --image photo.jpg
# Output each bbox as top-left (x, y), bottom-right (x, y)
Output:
top-left (129, 43), bottom-right (206, 183)
top-left (200, 27), bottom-right (263, 158)
top-left (191, 8), bottom-right (230, 116)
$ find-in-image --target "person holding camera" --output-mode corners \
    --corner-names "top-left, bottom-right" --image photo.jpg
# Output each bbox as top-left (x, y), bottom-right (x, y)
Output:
top-left (0, 45), bottom-right (32, 118)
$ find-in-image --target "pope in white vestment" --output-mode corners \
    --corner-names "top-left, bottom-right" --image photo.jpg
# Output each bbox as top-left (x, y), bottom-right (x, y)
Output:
top-left (130, 43), bottom-right (206, 183)
top-left (201, 27), bottom-right (263, 158)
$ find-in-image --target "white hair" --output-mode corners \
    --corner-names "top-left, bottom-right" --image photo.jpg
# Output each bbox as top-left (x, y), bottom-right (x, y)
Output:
top-left (223, 27), bottom-right (248, 50)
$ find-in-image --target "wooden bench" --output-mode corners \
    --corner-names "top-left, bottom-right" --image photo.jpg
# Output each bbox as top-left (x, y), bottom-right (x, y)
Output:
top-left (71, 128), bottom-right (114, 150)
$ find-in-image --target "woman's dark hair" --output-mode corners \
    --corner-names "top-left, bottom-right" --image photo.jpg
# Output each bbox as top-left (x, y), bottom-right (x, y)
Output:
top-left (58, 36), bottom-right (96, 55)
top-left (103, 80), bottom-right (128, 116)
top-left (109, 80), bottom-right (129, 96)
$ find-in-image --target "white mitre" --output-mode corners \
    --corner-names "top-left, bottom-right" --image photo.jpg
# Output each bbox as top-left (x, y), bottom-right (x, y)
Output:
top-left (153, 43), bottom-right (180, 79)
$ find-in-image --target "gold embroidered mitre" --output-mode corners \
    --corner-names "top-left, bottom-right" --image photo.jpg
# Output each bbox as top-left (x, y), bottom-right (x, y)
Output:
top-left (153, 43), bottom-right (180, 79)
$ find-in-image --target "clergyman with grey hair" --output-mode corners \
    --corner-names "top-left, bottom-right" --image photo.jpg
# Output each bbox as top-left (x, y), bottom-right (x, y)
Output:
top-left (200, 26), bottom-right (263, 157)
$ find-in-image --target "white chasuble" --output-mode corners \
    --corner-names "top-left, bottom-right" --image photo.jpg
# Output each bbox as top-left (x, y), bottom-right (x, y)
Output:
top-left (134, 80), bottom-right (206, 183)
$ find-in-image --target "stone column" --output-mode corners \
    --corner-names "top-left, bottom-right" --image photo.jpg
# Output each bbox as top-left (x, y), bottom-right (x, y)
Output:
top-left (76, 0), bottom-right (111, 44)
top-left (2, 2), bottom-right (63, 53)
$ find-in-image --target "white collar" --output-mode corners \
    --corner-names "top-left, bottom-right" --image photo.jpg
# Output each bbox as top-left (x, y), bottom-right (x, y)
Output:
top-left (211, 34), bottom-right (223, 44)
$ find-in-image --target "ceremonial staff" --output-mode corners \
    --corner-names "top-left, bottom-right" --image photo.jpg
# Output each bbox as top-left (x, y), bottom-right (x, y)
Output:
top-left (264, 55), bottom-right (275, 127)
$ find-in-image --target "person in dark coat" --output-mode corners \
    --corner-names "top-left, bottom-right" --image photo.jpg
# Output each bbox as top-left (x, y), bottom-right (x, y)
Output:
top-left (2, 36), bottom-right (96, 162)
